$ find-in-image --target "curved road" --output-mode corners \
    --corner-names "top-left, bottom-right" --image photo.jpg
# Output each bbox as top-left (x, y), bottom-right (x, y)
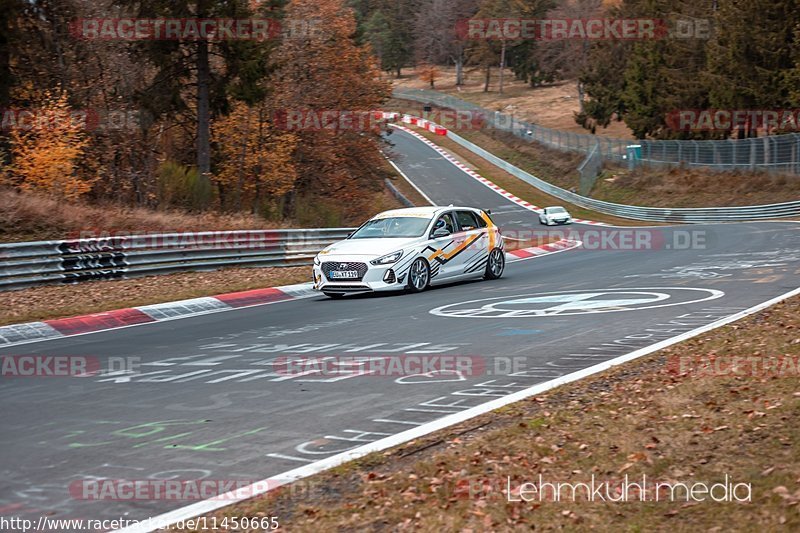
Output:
top-left (1, 128), bottom-right (798, 526)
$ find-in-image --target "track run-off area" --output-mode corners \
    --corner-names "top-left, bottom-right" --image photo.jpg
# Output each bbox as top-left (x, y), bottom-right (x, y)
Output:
top-left (1, 127), bottom-right (799, 530)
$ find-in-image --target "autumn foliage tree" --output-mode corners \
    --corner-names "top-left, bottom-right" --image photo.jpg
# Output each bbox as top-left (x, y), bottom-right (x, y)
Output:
top-left (273, 0), bottom-right (391, 218)
top-left (212, 101), bottom-right (298, 214)
top-left (4, 92), bottom-right (97, 199)
top-left (417, 64), bottom-right (441, 89)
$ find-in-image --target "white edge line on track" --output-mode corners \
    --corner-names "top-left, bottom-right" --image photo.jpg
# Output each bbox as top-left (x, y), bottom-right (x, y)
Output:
top-left (114, 284), bottom-right (800, 533)
top-left (387, 159), bottom-right (435, 206)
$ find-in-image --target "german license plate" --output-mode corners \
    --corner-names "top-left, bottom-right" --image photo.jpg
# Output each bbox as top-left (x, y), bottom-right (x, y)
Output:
top-left (330, 270), bottom-right (358, 279)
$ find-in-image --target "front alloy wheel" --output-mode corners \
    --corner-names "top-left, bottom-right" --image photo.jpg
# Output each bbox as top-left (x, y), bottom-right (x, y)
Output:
top-left (484, 248), bottom-right (505, 280)
top-left (407, 258), bottom-right (430, 293)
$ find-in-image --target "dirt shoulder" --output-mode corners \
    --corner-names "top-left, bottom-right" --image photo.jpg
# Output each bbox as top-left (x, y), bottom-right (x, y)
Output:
top-left (174, 294), bottom-right (800, 532)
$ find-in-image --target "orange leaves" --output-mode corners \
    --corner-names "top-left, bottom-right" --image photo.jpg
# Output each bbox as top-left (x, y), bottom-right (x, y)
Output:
top-left (271, 0), bottom-right (392, 208)
top-left (212, 102), bottom-right (298, 208)
top-left (417, 64), bottom-right (441, 89)
top-left (276, 0), bottom-right (390, 112)
top-left (6, 92), bottom-right (97, 199)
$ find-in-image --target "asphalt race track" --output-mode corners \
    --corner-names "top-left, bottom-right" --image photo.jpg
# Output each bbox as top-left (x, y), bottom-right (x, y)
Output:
top-left (1, 127), bottom-right (799, 526)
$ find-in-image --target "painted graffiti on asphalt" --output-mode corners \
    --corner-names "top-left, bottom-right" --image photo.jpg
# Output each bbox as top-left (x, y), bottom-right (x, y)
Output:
top-left (266, 306), bottom-right (744, 464)
top-left (429, 287), bottom-right (725, 318)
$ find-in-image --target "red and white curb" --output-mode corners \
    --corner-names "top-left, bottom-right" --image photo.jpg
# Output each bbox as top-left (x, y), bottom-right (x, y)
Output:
top-left (389, 119), bottom-right (609, 227)
top-left (506, 238), bottom-right (581, 261)
top-left (0, 283), bottom-right (316, 348)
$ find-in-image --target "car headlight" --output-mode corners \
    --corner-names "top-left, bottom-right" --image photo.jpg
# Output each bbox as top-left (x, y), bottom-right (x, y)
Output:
top-left (313, 254), bottom-right (321, 266)
top-left (370, 250), bottom-right (404, 265)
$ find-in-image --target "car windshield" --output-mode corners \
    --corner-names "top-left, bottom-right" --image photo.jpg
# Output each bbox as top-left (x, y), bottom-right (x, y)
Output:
top-left (549, 207), bottom-right (566, 214)
top-left (350, 216), bottom-right (431, 239)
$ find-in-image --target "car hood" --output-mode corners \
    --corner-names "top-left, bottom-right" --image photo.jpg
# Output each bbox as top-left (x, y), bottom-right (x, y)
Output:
top-left (320, 237), bottom-right (418, 258)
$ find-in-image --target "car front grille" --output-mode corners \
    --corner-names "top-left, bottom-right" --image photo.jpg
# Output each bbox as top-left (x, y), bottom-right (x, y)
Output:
top-left (321, 261), bottom-right (368, 282)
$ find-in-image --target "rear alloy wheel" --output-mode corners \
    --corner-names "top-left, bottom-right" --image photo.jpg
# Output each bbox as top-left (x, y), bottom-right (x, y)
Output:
top-left (484, 248), bottom-right (505, 280)
top-left (406, 258), bottom-right (430, 293)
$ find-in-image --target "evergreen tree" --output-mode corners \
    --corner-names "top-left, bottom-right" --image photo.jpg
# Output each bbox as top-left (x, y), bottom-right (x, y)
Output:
top-left (707, 0), bottom-right (798, 136)
top-left (115, 0), bottom-right (278, 183)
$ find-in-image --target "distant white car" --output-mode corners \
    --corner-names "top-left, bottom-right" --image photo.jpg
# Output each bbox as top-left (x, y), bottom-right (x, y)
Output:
top-left (539, 206), bottom-right (573, 226)
top-left (312, 206), bottom-right (505, 298)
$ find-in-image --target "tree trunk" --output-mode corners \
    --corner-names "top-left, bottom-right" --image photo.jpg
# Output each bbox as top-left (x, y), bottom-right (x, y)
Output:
top-left (484, 65), bottom-right (491, 92)
top-left (577, 80), bottom-right (586, 114)
top-left (236, 107), bottom-right (251, 212)
top-left (455, 47), bottom-right (464, 86)
top-left (499, 41), bottom-right (506, 94)
top-left (282, 189), bottom-right (294, 219)
top-left (196, 37), bottom-right (212, 183)
top-left (396, 66), bottom-right (402, 78)
top-left (0, 12), bottom-right (10, 105)
top-left (216, 181), bottom-right (226, 209)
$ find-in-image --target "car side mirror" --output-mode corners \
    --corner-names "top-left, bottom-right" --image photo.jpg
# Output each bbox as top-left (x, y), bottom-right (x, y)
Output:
top-left (432, 228), bottom-right (450, 238)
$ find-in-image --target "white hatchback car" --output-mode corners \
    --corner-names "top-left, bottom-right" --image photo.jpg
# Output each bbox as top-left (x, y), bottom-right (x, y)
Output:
top-left (539, 206), bottom-right (573, 226)
top-left (312, 206), bottom-right (505, 298)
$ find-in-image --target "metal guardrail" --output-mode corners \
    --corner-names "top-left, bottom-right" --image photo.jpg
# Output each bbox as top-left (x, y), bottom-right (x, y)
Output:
top-left (394, 88), bottom-right (800, 175)
top-left (0, 229), bottom-right (354, 292)
top-left (444, 129), bottom-right (800, 223)
top-left (384, 178), bottom-right (415, 207)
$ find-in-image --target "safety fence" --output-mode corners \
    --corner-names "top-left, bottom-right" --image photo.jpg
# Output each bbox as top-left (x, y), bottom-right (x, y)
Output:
top-left (0, 229), bottom-right (353, 292)
top-left (577, 142), bottom-right (603, 195)
top-left (444, 130), bottom-right (800, 223)
top-left (394, 88), bottom-right (800, 175)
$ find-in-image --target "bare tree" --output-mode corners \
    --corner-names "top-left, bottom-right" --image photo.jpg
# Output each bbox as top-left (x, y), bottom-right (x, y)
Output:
top-left (414, 0), bottom-right (479, 85)
top-left (536, 0), bottom-right (604, 112)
